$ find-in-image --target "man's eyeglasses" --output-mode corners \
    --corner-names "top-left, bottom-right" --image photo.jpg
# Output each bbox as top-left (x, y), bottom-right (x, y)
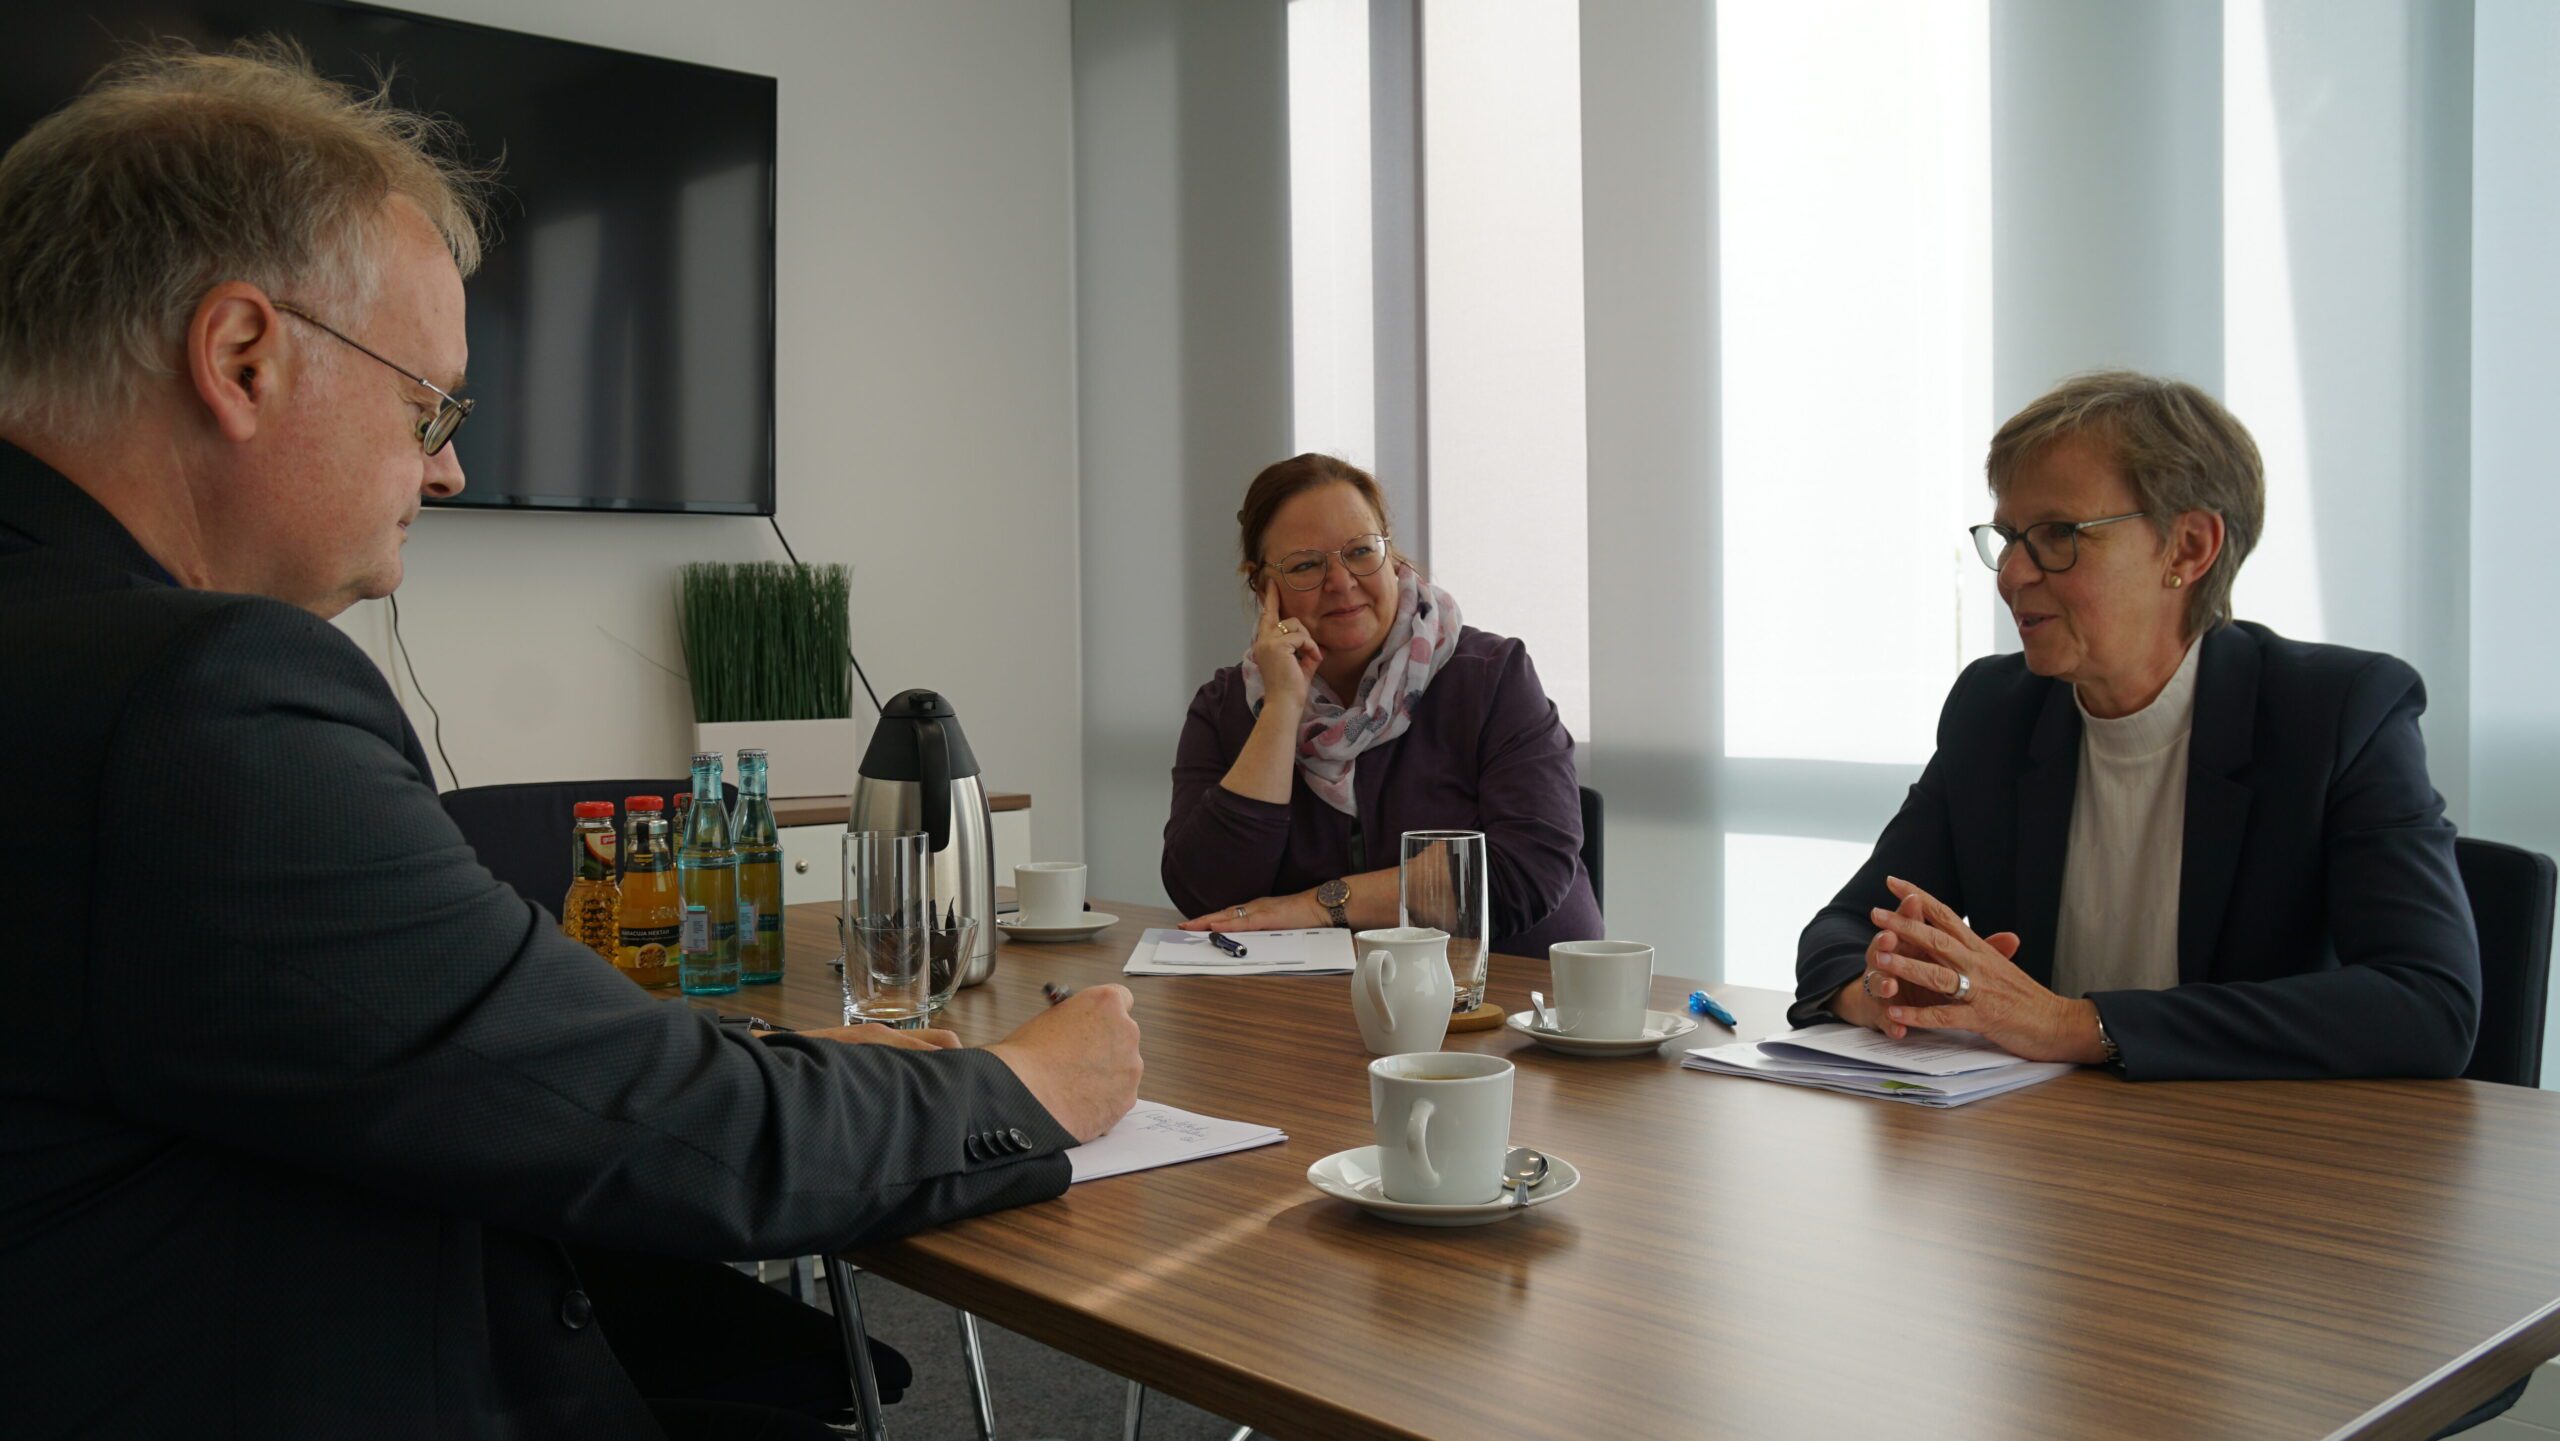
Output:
top-left (274, 302), bottom-right (473, 456)
top-left (1264, 533), bottom-right (1390, 592)
top-left (1969, 512), bottom-right (2147, 574)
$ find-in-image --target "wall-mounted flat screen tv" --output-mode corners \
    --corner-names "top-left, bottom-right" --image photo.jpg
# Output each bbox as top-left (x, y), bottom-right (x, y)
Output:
top-left (0, 1), bottom-right (778, 515)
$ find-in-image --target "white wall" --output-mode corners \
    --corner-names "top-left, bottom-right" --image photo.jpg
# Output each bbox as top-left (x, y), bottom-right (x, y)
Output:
top-left (329, 0), bottom-right (1086, 859)
top-left (1071, 0), bottom-right (1293, 910)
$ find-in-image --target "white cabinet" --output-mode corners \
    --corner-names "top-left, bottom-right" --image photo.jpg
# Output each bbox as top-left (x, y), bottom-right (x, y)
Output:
top-left (779, 801), bottom-right (1034, 908)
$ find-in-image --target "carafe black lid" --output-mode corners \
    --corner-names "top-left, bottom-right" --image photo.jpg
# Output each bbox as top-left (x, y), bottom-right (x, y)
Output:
top-left (859, 689), bottom-right (982, 781)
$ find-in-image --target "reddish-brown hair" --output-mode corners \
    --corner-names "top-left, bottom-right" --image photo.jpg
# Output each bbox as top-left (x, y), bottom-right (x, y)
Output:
top-left (1234, 453), bottom-right (1409, 595)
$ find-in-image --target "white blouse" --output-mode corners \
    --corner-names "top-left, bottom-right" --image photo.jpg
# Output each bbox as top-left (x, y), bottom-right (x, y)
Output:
top-left (2050, 639), bottom-right (2203, 1000)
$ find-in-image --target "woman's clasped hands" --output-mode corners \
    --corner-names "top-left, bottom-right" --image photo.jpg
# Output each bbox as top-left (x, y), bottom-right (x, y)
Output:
top-left (1834, 876), bottom-right (2108, 1065)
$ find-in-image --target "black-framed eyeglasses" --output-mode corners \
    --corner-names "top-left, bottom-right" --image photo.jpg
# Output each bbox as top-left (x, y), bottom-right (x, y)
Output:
top-left (274, 302), bottom-right (473, 456)
top-left (1969, 512), bottom-right (2147, 574)
top-left (1263, 533), bottom-right (1391, 592)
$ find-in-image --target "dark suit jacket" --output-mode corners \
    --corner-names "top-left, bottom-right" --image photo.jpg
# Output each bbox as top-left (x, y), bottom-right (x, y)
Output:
top-left (1792, 620), bottom-right (2480, 1081)
top-left (0, 441), bottom-right (1074, 1438)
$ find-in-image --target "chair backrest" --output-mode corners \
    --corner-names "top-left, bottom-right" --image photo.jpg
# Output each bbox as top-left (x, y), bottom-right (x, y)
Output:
top-left (1580, 785), bottom-right (1605, 914)
top-left (441, 777), bottom-right (730, 912)
top-left (2456, 836), bottom-right (2558, 1088)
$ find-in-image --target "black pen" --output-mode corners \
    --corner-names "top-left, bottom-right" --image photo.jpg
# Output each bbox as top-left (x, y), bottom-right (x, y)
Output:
top-left (1207, 930), bottom-right (1249, 958)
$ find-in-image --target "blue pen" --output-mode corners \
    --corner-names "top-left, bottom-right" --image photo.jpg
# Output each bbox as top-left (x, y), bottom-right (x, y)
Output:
top-left (1207, 930), bottom-right (1250, 958)
top-left (1687, 989), bottom-right (1737, 1028)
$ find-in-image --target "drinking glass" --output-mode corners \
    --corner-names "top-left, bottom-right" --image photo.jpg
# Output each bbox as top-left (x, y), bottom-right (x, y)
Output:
top-left (843, 830), bottom-right (935, 1027)
top-left (1400, 830), bottom-right (1491, 1012)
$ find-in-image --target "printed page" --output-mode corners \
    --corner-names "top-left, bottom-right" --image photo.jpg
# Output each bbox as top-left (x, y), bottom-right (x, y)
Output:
top-left (1123, 927), bottom-right (1356, 976)
top-left (1752, 1023), bottom-right (2031, 1076)
top-left (1066, 1100), bottom-right (1288, 1184)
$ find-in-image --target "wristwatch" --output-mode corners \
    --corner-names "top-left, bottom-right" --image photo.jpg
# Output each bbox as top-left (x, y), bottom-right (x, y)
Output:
top-left (1315, 877), bottom-right (1350, 928)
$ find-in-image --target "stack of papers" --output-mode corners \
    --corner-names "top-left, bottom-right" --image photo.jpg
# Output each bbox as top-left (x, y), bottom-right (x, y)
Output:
top-left (1122, 926), bottom-right (1355, 977)
top-left (1683, 1023), bottom-right (2072, 1107)
top-left (1066, 1100), bottom-right (1287, 1184)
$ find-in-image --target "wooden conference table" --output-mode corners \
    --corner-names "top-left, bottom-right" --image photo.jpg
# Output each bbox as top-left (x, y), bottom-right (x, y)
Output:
top-left (689, 900), bottom-right (2560, 1441)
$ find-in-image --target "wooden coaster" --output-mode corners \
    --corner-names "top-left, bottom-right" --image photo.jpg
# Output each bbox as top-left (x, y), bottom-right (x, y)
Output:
top-left (1446, 1001), bottom-right (1506, 1032)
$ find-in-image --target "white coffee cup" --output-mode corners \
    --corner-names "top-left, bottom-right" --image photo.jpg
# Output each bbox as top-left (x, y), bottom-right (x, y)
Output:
top-left (1548, 939), bottom-right (1654, 1039)
top-left (1350, 927), bottom-right (1455, 1056)
top-left (1013, 862), bottom-right (1087, 926)
top-left (1368, 1051), bottom-right (1513, 1205)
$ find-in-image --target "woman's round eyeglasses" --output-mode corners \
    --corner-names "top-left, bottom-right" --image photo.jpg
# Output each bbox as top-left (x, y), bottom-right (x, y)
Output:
top-left (1968, 512), bottom-right (2147, 574)
top-left (275, 302), bottom-right (474, 456)
top-left (1263, 533), bottom-right (1390, 592)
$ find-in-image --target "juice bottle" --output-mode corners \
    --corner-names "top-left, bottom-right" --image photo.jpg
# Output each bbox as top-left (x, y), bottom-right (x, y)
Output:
top-left (560, 802), bottom-right (621, 963)
top-left (677, 752), bottom-right (741, 994)
top-left (733, 748), bottom-right (784, 984)
top-left (615, 796), bottom-right (681, 988)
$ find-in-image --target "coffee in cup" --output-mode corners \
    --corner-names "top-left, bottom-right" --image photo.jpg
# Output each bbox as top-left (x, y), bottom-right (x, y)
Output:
top-left (1368, 1051), bottom-right (1513, 1204)
top-left (1547, 939), bottom-right (1654, 1039)
top-left (1013, 861), bottom-right (1087, 926)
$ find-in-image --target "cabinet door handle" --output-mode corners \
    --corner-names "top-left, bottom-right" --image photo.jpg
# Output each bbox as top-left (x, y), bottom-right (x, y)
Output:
top-left (793, 860), bottom-right (809, 874)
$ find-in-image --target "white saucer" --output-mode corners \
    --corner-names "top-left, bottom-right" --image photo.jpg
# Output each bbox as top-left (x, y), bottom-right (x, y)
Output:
top-left (1308, 1144), bottom-right (1580, 1226)
top-left (994, 911), bottom-right (1118, 942)
top-left (1502, 1008), bottom-right (1699, 1057)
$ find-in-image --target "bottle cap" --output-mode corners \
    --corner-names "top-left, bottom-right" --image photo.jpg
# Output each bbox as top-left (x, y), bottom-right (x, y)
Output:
top-left (625, 795), bottom-right (665, 811)
top-left (692, 751), bottom-right (723, 767)
top-left (573, 801), bottom-right (615, 818)
top-left (739, 747), bottom-right (766, 759)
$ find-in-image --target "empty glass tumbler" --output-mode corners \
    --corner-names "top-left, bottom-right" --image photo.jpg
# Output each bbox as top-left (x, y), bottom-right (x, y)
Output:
top-left (1400, 830), bottom-right (1491, 1012)
top-left (842, 830), bottom-right (944, 1028)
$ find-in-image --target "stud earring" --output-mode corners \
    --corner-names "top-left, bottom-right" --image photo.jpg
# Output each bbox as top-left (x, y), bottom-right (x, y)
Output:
top-left (2166, 574), bottom-right (2185, 589)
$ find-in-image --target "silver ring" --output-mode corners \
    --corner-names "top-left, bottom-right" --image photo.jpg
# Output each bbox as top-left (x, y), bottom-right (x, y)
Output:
top-left (1861, 970), bottom-right (1881, 999)
top-left (1951, 972), bottom-right (1972, 1003)
top-left (1232, 906), bottom-right (1247, 920)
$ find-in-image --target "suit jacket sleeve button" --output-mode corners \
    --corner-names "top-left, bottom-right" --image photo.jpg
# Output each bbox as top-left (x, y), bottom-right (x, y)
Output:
top-left (560, 1289), bottom-right (594, 1330)
top-left (964, 1137), bottom-right (984, 1161)
top-left (1007, 1128), bottom-right (1031, 1152)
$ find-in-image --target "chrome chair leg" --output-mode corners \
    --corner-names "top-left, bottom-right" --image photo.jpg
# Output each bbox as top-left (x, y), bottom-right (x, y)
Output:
top-left (1224, 1428), bottom-right (1255, 1441)
top-left (793, 1254), bottom-right (819, 1305)
top-left (956, 1309), bottom-right (998, 1441)
top-left (825, 1257), bottom-right (889, 1441)
top-left (1122, 1377), bottom-right (1147, 1441)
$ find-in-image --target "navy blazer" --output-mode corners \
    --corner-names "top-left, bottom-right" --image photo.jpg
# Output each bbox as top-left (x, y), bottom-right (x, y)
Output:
top-left (0, 441), bottom-right (1074, 1438)
top-left (1792, 621), bottom-right (2480, 1081)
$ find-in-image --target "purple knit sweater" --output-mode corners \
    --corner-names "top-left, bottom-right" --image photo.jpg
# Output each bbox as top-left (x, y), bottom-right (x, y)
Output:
top-left (1161, 626), bottom-right (1603, 955)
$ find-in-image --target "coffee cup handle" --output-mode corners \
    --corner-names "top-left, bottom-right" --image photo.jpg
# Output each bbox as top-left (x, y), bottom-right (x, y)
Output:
top-left (1365, 948), bottom-right (1399, 1033)
top-left (1403, 1097), bottom-right (1440, 1190)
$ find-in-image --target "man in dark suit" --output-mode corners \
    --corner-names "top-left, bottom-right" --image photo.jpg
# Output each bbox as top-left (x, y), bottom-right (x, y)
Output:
top-left (0, 42), bottom-right (1142, 1440)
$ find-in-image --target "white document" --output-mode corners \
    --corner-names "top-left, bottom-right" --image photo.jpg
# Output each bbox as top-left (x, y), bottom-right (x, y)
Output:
top-left (1683, 1025), bottom-right (2072, 1108)
top-left (1065, 1100), bottom-right (1288, 1184)
top-left (1752, 1023), bottom-right (2035, 1077)
top-left (1122, 926), bottom-right (1356, 977)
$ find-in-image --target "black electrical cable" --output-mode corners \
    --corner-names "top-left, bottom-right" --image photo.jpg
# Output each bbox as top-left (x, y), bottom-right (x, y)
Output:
top-left (387, 592), bottom-right (461, 788)
top-left (767, 513), bottom-right (885, 715)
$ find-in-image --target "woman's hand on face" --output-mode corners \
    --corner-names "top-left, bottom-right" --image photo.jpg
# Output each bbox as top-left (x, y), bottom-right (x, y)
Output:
top-left (1249, 579), bottom-right (1323, 713)
top-left (1862, 876), bottom-right (2105, 1064)
top-left (1180, 890), bottom-right (1327, 932)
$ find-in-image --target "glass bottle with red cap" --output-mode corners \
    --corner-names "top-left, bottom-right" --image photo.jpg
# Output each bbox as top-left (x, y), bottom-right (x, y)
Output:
top-left (561, 802), bottom-right (621, 963)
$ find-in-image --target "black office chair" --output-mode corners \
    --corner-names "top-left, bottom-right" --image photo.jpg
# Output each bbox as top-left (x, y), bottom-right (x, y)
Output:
top-left (1580, 785), bottom-right (1605, 914)
top-left (440, 777), bottom-right (731, 912)
top-left (2432, 836), bottom-right (2557, 1438)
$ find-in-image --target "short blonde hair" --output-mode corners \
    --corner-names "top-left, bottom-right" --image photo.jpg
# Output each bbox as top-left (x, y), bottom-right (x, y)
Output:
top-left (0, 38), bottom-right (492, 439)
top-left (1986, 370), bottom-right (2265, 637)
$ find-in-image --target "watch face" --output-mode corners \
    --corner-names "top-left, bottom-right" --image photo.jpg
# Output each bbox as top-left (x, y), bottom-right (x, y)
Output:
top-left (1317, 879), bottom-right (1349, 906)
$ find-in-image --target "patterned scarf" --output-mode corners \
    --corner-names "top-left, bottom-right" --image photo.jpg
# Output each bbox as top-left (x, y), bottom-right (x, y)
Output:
top-left (1240, 563), bottom-right (1464, 817)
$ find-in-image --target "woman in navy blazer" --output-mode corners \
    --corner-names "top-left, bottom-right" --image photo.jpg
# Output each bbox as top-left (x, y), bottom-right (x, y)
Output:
top-left (1794, 373), bottom-right (2478, 1081)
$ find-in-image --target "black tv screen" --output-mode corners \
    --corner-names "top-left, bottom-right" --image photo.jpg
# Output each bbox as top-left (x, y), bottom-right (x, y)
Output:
top-left (0, 2), bottom-right (777, 515)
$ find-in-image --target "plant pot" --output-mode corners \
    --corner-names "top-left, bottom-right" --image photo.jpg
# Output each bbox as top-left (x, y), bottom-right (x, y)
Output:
top-left (692, 717), bottom-right (860, 799)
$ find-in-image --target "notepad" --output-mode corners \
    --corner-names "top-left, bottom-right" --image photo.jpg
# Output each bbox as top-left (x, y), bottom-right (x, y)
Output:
top-left (1683, 1023), bottom-right (2072, 1107)
top-left (1065, 1101), bottom-right (1287, 1184)
top-left (1121, 926), bottom-right (1356, 977)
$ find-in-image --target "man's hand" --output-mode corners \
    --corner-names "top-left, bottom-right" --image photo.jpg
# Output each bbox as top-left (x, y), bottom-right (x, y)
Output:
top-left (794, 1023), bottom-right (962, 1051)
top-left (988, 984), bottom-right (1143, 1143)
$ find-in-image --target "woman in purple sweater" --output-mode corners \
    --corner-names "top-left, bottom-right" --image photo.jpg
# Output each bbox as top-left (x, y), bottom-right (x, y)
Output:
top-left (1161, 454), bottom-right (1602, 955)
